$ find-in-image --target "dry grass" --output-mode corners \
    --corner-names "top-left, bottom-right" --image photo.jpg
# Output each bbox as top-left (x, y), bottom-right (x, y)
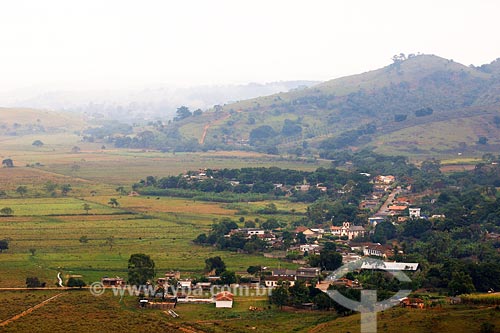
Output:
top-left (83, 196), bottom-right (237, 216)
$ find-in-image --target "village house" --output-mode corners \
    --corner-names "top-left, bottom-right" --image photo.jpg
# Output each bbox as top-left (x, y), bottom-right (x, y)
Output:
top-left (400, 297), bottom-right (425, 309)
top-left (409, 208), bottom-right (421, 218)
top-left (316, 184), bottom-right (328, 192)
top-left (164, 271), bottom-right (181, 280)
top-left (373, 184), bottom-right (391, 193)
top-left (331, 277), bottom-right (358, 288)
top-left (156, 277), bottom-right (169, 286)
top-left (272, 268), bottom-right (297, 277)
top-left (194, 282), bottom-right (212, 290)
top-left (229, 228), bottom-right (265, 238)
top-left (299, 244), bottom-right (321, 254)
top-left (300, 228), bottom-right (323, 239)
top-left (394, 196), bottom-right (412, 205)
top-left (388, 205), bottom-right (408, 216)
top-left (363, 244), bottom-right (394, 259)
top-left (368, 216), bottom-right (385, 226)
top-left (342, 252), bottom-right (362, 263)
top-left (177, 279), bottom-right (193, 289)
top-left (101, 277), bottom-right (124, 286)
top-left (264, 275), bottom-right (296, 287)
top-left (296, 267), bottom-right (321, 281)
top-left (295, 184), bottom-right (311, 192)
top-left (215, 291), bottom-right (234, 308)
top-left (315, 277), bottom-right (358, 292)
top-left (360, 200), bottom-right (379, 210)
top-left (375, 175), bottom-right (395, 185)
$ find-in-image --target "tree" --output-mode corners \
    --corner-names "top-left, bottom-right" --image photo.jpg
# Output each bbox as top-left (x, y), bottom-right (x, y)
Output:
top-left (394, 114), bottom-right (407, 122)
top-left (478, 136), bottom-right (489, 145)
top-left (219, 271), bottom-right (237, 285)
top-left (261, 218), bottom-right (280, 230)
top-left (2, 158), bottom-right (14, 168)
top-left (270, 283), bottom-right (290, 309)
top-left (448, 271), bottom-right (475, 296)
top-left (16, 186), bottom-right (28, 198)
top-left (319, 242), bottom-right (343, 270)
top-left (104, 236), bottom-right (115, 250)
top-left (480, 323), bottom-right (496, 333)
top-left (174, 106), bottom-right (192, 121)
top-left (108, 198), bottom-right (119, 207)
top-left (249, 125), bottom-right (277, 144)
top-left (372, 221), bottom-right (396, 244)
top-left (44, 181), bottom-right (58, 194)
top-left (29, 248), bottom-right (36, 256)
top-left (67, 277), bottom-right (86, 288)
top-left (115, 186), bottom-right (127, 195)
top-left (82, 203), bottom-right (91, 214)
top-left (313, 292), bottom-right (335, 310)
top-left (32, 140), bottom-right (44, 147)
top-left (260, 203), bottom-right (278, 214)
top-left (0, 207), bottom-right (13, 216)
top-left (26, 277), bottom-right (44, 288)
top-left (0, 239), bottom-right (8, 253)
top-left (60, 184), bottom-right (72, 196)
top-left (244, 220), bottom-right (256, 228)
top-left (289, 280), bottom-right (310, 305)
top-left (205, 256), bottom-right (226, 275)
top-left (128, 253), bottom-right (156, 286)
top-left (281, 119), bottom-right (302, 136)
top-left (247, 265), bottom-right (261, 275)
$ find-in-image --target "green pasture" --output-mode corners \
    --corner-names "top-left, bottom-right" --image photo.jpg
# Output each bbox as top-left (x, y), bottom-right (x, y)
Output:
top-left (0, 197), bottom-right (119, 216)
top-left (0, 196), bottom-right (293, 287)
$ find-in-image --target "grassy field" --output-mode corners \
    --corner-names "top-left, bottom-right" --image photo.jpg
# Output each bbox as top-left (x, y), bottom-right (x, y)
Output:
top-left (0, 195), bottom-right (298, 287)
top-left (374, 115), bottom-right (500, 158)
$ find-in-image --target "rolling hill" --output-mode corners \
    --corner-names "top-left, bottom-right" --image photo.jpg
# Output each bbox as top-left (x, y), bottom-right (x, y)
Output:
top-left (175, 54), bottom-right (500, 158)
top-left (0, 108), bottom-right (85, 136)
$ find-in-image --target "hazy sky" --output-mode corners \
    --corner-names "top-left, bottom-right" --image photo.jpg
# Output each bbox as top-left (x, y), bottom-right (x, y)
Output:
top-left (1, 0), bottom-right (499, 92)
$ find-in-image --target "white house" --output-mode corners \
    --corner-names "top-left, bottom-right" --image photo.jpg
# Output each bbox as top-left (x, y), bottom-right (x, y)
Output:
top-left (177, 280), bottom-right (192, 289)
top-left (215, 291), bottom-right (234, 308)
top-left (264, 276), bottom-right (296, 287)
top-left (409, 208), bottom-right (421, 219)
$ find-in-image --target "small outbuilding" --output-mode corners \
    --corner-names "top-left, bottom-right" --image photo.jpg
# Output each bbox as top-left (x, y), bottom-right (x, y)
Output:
top-left (215, 291), bottom-right (234, 308)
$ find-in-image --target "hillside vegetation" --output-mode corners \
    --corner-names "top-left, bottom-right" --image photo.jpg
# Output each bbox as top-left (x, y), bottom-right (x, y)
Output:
top-left (169, 54), bottom-right (500, 157)
top-left (0, 108), bottom-right (84, 136)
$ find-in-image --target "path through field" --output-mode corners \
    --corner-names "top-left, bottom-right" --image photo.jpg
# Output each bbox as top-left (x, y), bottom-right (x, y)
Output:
top-left (199, 111), bottom-right (241, 144)
top-left (0, 293), bottom-right (64, 328)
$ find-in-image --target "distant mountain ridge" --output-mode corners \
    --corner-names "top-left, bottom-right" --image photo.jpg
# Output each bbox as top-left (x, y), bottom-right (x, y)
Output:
top-left (0, 81), bottom-right (320, 122)
top-left (175, 54), bottom-right (500, 157)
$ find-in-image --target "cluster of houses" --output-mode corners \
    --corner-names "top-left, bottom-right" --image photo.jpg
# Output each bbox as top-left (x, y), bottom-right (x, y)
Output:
top-left (223, 222), bottom-right (368, 255)
top-left (182, 169), bottom-right (330, 193)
